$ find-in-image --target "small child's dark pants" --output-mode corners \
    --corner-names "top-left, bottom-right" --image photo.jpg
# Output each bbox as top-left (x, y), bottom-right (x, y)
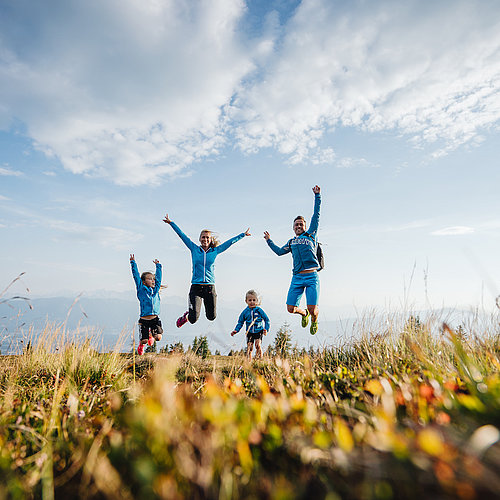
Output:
top-left (246, 331), bottom-right (263, 344)
top-left (138, 316), bottom-right (163, 341)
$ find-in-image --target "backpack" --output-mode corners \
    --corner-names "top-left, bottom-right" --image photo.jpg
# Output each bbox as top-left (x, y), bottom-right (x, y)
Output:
top-left (316, 240), bottom-right (324, 271)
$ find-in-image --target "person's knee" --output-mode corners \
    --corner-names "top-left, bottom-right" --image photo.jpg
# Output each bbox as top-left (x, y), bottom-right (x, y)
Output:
top-left (287, 304), bottom-right (296, 314)
top-left (188, 310), bottom-right (199, 324)
top-left (155, 334), bottom-right (162, 341)
top-left (307, 304), bottom-right (319, 316)
top-left (140, 339), bottom-right (148, 345)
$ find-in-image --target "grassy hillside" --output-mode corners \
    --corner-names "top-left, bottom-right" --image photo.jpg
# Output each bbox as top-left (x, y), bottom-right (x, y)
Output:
top-left (1, 316), bottom-right (500, 499)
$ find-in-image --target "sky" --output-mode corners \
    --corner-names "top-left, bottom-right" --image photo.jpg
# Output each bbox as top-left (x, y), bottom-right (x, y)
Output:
top-left (1, 0), bottom-right (500, 332)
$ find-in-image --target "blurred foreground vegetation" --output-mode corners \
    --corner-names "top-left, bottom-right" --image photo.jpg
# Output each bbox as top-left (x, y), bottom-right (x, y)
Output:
top-left (2, 315), bottom-right (500, 499)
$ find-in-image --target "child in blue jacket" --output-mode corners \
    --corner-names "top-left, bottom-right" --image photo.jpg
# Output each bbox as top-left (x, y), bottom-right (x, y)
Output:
top-left (231, 290), bottom-right (270, 361)
top-left (163, 213), bottom-right (250, 327)
top-left (130, 254), bottom-right (163, 355)
top-left (264, 185), bottom-right (321, 335)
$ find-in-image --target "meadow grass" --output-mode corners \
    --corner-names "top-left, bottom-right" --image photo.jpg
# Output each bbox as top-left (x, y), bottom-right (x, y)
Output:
top-left (1, 312), bottom-right (500, 499)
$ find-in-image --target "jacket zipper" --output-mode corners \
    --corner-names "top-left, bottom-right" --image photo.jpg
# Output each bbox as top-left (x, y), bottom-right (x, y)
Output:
top-left (203, 250), bottom-right (207, 282)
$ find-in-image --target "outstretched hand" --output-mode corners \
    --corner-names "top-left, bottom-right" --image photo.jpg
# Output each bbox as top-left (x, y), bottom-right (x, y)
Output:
top-left (244, 228), bottom-right (251, 237)
top-left (130, 254), bottom-right (135, 261)
top-left (263, 231), bottom-right (271, 241)
top-left (153, 259), bottom-right (160, 264)
top-left (163, 213), bottom-right (171, 224)
top-left (231, 330), bottom-right (237, 337)
top-left (312, 185), bottom-right (321, 194)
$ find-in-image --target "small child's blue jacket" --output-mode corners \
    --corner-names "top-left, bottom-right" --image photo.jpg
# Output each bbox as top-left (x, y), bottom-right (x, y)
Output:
top-left (234, 306), bottom-right (270, 334)
top-left (170, 222), bottom-right (246, 284)
top-left (267, 193), bottom-right (321, 275)
top-left (131, 260), bottom-right (162, 317)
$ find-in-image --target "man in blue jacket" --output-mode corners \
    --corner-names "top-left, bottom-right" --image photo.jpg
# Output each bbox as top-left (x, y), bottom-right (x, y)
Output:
top-left (264, 185), bottom-right (321, 335)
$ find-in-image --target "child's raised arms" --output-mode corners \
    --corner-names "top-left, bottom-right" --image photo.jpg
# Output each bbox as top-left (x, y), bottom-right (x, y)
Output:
top-left (130, 254), bottom-right (135, 261)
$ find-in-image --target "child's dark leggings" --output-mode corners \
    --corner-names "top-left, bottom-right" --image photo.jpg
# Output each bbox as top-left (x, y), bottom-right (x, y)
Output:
top-left (188, 284), bottom-right (217, 324)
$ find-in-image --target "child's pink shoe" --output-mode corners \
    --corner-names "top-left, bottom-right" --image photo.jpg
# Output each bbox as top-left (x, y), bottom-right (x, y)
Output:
top-left (147, 335), bottom-right (154, 346)
top-left (137, 343), bottom-right (145, 355)
top-left (176, 311), bottom-right (189, 328)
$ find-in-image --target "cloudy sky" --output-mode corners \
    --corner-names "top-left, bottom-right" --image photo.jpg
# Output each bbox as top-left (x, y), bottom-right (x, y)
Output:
top-left (1, 0), bottom-right (500, 329)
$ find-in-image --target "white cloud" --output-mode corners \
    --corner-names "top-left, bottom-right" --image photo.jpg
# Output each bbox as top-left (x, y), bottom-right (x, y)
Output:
top-left (1, 0), bottom-right (499, 184)
top-left (337, 157), bottom-right (379, 169)
top-left (48, 219), bottom-right (142, 250)
top-left (0, 200), bottom-right (140, 248)
top-left (0, 166), bottom-right (23, 177)
top-left (0, 195), bottom-right (11, 201)
top-left (233, 0), bottom-right (500, 162)
top-left (384, 220), bottom-right (430, 233)
top-left (431, 226), bottom-right (475, 236)
top-left (0, 0), bottom-right (254, 185)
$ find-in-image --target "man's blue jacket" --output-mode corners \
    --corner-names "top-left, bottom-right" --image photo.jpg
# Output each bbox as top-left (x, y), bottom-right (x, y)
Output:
top-left (266, 192), bottom-right (321, 274)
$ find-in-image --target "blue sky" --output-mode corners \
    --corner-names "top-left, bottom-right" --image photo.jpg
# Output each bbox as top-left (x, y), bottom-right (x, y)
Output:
top-left (1, 0), bottom-right (500, 327)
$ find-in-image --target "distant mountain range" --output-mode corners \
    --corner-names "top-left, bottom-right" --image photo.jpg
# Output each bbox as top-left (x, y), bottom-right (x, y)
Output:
top-left (0, 294), bottom-right (352, 354)
top-left (1, 293), bottom-right (487, 354)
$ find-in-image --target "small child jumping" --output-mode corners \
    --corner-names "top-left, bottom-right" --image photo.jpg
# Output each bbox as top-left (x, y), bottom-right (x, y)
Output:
top-left (231, 290), bottom-right (270, 361)
top-left (130, 254), bottom-right (163, 355)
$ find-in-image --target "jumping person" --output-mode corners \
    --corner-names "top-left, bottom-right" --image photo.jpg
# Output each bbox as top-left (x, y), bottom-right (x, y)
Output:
top-left (130, 254), bottom-right (163, 355)
top-left (231, 289), bottom-right (270, 361)
top-left (264, 185), bottom-right (321, 335)
top-left (163, 214), bottom-right (250, 327)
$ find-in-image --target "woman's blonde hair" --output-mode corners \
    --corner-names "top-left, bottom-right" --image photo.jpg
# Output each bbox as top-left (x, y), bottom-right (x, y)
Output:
top-left (200, 229), bottom-right (220, 248)
top-left (245, 289), bottom-right (261, 304)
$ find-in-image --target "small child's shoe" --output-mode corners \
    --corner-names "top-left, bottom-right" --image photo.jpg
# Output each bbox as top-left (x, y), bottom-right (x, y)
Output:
top-left (301, 310), bottom-right (310, 328)
top-left (176, 311), bottom-right (189, 328)
top-left (310, 321), bottom-right (318, 335)
top-left (137, 343), bottom-right (145, 355)
top-left (147, 335), bottom-right (154, 346)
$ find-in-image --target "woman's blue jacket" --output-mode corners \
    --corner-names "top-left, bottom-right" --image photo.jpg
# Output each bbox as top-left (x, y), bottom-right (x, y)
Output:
top-left (170, 222), bottom-right (246, 284)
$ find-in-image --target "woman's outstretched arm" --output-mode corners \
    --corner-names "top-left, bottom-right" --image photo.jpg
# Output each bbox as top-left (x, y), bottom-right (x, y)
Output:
top-left (163, 214), bottom-right (197, 250)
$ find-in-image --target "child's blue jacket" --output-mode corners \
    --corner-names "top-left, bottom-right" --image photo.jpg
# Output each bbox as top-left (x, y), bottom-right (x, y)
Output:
top-left (170, 222), bottom-right (246, 284)
top-left (131, 260), bottom-right (162, 317)
top-left (266, 193), bottom-right (321, 275)
top-left (234, 306), bottom-right (270, 334)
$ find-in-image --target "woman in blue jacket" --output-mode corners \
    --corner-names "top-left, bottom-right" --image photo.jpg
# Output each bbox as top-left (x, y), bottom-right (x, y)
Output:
top-left (163, 213), bottom-right (250, 327)
top-left (264, 185), bottom-right (321, 335)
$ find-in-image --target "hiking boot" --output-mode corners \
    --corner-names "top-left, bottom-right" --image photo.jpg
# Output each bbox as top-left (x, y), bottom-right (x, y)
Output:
top-left (301, 310), bottom-right (310, 328)
top-left (310, 321), bottom-right (318, 335)
top-left (137, 343), bottom-right (145, 355)
top-left (176, 311), bottom-right (189, 328)
top-left (147, 335), bottom-right (154, 346)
